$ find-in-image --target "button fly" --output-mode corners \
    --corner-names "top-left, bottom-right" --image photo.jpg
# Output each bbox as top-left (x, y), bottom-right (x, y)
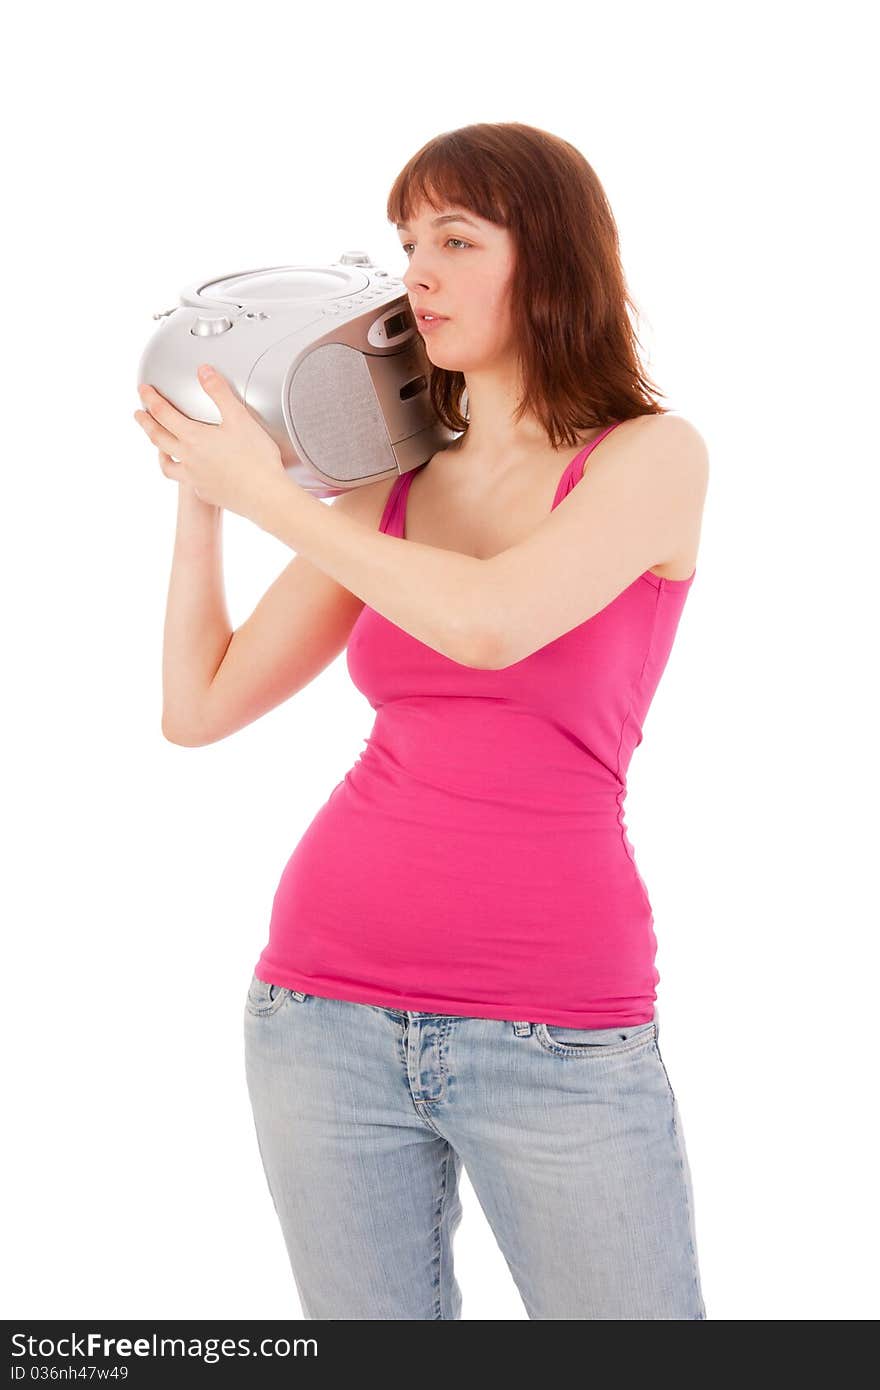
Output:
top-left (404, 1014), bottom-right (448, 1105)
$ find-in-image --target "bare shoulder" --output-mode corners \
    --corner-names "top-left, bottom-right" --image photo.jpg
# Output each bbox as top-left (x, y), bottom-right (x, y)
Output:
top-left (605, 414), bottom-right (708, 580)
top-left (635, 412), bottom-right (709, 480)
top-left (608, 413), bottom-right (709, 506)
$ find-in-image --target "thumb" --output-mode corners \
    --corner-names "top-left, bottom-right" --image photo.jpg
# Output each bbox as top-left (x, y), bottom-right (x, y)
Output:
top-left (198, 363), bottom-right (238, 405)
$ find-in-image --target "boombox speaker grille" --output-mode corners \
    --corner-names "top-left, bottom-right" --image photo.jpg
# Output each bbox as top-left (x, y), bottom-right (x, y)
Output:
top-left (289, 344), bottom-right (395, 484)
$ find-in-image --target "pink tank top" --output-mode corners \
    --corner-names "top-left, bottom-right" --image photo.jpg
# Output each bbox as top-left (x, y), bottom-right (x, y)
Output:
top-left (255, 422), bottom-right (696, 1026)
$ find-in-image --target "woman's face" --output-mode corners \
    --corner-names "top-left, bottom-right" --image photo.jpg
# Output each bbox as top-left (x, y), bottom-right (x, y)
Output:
top-left (398, 200), bottom-right (518, 372)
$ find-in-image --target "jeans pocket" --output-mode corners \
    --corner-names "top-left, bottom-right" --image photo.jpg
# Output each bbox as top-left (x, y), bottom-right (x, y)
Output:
top-left (245, 972), bottom-right (291, 1018)
top-left (534, 1018), bottom-right (656, 1058)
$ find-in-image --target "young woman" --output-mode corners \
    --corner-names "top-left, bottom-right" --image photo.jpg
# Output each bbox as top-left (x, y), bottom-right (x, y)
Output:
top-left (141, 122), bottom-right (709, 1319)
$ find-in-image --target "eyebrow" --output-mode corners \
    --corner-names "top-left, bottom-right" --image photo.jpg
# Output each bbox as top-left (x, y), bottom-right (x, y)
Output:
top-left (395, 212), bottom-right (481, 231)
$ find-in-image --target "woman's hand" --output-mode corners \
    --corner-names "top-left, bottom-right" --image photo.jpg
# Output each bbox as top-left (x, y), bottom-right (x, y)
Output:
top-left (134, 364), bottom-right (286, 518)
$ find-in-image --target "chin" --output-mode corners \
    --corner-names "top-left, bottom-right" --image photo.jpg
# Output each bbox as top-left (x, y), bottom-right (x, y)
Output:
top-left (424, 347), bottom-right (464, 369)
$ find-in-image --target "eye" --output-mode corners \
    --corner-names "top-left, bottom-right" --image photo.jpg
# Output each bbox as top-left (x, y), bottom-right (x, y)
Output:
top-left (400, 237), bottom-right (472, 256)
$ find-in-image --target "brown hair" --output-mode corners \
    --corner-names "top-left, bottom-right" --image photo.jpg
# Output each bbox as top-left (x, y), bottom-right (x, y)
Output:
top-left (386, 121), bottom-right (670, 449)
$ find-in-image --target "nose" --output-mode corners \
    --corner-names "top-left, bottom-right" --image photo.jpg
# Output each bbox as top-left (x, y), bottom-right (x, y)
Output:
top-left (403, 272), bottom-right (431, 296)
top-left (402, 259), bottom-right (436, 294)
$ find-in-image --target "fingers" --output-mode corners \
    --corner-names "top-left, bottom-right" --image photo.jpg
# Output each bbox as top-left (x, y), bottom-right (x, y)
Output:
top-left (136, 408), bottom-right (181, 455)
top-left (138, 385), bottom-right (195, 439)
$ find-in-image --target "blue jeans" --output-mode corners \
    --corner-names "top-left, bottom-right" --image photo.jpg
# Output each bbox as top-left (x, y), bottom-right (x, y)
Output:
top-left (243, 974), bottom-right (706, 1319)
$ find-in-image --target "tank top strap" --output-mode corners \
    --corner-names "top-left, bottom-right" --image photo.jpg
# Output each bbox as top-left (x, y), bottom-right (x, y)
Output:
top-left (379, 468), bottom-right (416, 536)
top-left (552, 421), bottom-right (624, 509)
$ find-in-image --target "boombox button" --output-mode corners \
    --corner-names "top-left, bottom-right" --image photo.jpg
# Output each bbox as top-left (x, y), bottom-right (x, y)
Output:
top-left (191, 314), bottom-right (234, 337)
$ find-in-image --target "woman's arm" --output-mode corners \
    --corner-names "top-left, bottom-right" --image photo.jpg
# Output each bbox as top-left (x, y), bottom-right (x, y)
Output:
top-left (249, 479), bottom-right (489, 667)
top-left (161, 484), bottom-right (232, 740)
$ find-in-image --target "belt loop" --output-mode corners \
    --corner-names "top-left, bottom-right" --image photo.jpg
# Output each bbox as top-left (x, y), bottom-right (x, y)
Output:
top-left (653, 1004), bottom-right (660, 1042)
top-left (512, 1020), bottom-right (533, 1036)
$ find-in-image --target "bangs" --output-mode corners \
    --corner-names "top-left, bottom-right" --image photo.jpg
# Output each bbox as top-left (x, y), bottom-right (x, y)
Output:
top-left (387, 145), bottom-right (510, 232)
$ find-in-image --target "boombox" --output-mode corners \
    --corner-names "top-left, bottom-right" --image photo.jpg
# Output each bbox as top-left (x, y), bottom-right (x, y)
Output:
top-left (136, 252), bottom-right (460, 498)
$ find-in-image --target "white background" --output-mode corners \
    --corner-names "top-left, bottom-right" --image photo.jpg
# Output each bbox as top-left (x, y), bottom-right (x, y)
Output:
top-left (4, 0), bottom-right (877, 1321)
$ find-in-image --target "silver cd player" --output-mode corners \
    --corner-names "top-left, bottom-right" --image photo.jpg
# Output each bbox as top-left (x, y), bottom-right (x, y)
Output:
top-left (136, 251), bottom-right (459, 498)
